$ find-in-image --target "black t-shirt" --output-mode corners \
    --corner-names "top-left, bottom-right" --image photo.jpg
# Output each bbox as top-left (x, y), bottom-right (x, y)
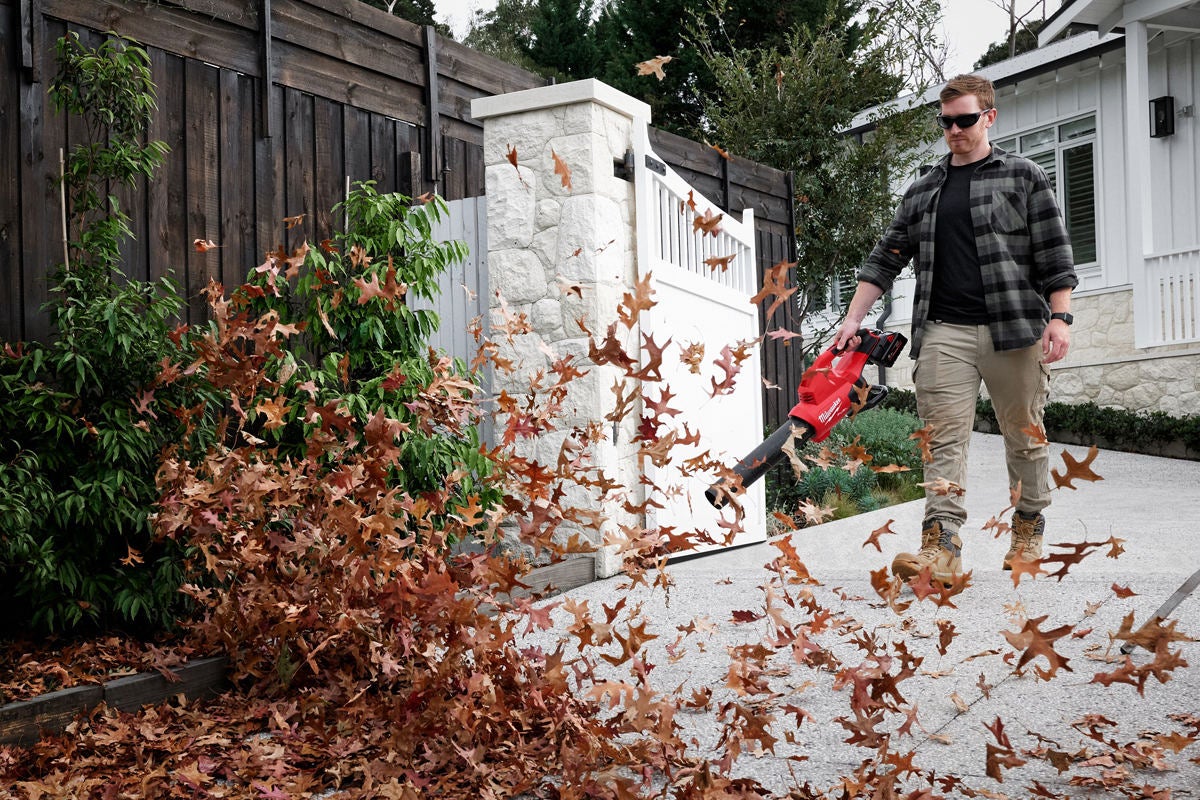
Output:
top-left (929, 154), bottom-right (990, 324)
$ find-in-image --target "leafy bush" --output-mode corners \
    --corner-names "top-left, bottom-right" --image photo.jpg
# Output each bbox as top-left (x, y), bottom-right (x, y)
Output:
top-left (0, 33), bottom-right (213, 634)
top-left (230, 182), bottom-right (502, 527)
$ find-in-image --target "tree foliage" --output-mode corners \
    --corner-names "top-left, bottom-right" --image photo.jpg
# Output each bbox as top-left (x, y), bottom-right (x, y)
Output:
top-left (697, 1), bottom-right (943, 348)
top-left (463, 0), bottom-right (541, 71)
top-left (357, 0), bottom-right (450, 35)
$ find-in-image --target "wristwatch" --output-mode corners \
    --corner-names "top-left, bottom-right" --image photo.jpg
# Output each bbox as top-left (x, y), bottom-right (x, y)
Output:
top-left (1050, 312), bottom-right (1073, 325)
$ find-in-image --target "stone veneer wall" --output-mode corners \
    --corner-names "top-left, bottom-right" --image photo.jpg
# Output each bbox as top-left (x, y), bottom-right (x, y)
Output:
top-left (878, 288), bottom-right (1200, 417)
top-left (472, 81), bottom-right (650, 578)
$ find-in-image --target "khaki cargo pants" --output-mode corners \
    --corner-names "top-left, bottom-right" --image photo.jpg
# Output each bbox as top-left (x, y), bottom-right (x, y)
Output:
top-left (913, 321), bottom-right (1052, 530)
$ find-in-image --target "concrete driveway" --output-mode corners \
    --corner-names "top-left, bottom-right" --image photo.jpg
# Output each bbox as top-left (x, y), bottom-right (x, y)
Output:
top-left (526, 432), bottom-right (1200, 796)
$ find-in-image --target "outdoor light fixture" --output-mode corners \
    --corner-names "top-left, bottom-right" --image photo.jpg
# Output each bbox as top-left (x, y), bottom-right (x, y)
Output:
top-left (1150, 95), bottom-right (1175, 138)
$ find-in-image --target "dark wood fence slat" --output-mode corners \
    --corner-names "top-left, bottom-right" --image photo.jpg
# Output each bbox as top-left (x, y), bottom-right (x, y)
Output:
top-left (370, 115), bottom-right (397, 195)
top-left (41, 0), bottom-right (259, 76)
top-left (342, 105), bottom-right (371, 191)
top-left (313, 95), bottom-right (344, 245)
top-left (283, 86), bottom-right (315, 251)
top-left (273, 0), bottom-right (426, 88)
top-left (1, 10), bottom-right (23, 342)
top-left (17, 14), bottom-right (65, 344)
top-left (272, 39), bottom-right (425, 124)
top-left (219, 69), bottom-right (255, 284)
top-left (148, 50), bottom-right (187, 289)
top-left (184, 58), bottom-right (221, 323)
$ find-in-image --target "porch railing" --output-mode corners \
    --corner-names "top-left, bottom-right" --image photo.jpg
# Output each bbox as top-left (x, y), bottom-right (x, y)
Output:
top-left (1139, 247), bottom-right (1200, 347)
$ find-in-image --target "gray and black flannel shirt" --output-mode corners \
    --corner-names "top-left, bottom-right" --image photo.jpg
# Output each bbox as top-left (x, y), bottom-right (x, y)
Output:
top-left (857, 146), bottom-right (1078, 359)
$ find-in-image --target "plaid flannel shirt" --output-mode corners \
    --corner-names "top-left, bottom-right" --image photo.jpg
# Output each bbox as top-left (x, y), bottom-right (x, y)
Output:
top-left (858, 146), bottom-right (1078, 359)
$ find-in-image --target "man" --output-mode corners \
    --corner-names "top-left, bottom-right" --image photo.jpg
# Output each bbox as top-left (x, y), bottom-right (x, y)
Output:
top-left (833, 74), bottom-right (1077, 585)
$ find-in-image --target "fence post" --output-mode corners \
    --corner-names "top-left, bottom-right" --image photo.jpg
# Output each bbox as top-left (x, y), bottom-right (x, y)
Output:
top-left (472, 80), bottom-right (651, 578)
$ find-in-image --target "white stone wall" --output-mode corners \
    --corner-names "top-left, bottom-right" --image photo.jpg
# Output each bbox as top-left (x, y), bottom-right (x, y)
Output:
top-left (473, 82), bottom-right (649, 578)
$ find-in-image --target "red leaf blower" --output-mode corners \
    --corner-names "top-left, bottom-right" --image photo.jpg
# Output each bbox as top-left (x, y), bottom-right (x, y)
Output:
top-left (706, 328), bottom-right (908, 508)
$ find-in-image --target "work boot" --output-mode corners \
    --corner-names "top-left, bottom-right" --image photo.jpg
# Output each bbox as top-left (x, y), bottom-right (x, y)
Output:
top-left (892, 519), bottom-right (962, 585)
top-left (1003, 511), bottom-right (1045, 570)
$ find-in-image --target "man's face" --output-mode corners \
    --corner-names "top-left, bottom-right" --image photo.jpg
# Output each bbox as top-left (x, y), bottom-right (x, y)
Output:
top-left (940, 94), bottom-right (995, 159)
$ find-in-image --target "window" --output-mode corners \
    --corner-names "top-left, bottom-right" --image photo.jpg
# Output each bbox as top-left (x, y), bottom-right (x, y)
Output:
top-left (995, 114), bottom-right (1098, 266)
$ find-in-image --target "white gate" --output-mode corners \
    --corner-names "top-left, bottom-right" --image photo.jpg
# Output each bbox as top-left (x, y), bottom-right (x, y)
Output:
top-left (419, 196), bottom-right (493, 444)
top-left (632, 126), bottom-right (766, 555)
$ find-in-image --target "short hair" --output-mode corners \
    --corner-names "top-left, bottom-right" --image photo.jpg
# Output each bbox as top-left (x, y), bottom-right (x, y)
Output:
top-left (940, 74), bottom-right (996, 110)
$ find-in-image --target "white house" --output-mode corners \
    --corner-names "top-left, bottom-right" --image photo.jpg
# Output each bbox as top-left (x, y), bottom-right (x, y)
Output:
top-left (838, 5), bottom-right (1200, 418)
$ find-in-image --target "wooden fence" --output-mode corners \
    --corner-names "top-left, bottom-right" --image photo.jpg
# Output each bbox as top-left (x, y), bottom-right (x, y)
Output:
top-left (0, 0), bottom-right (803, 428)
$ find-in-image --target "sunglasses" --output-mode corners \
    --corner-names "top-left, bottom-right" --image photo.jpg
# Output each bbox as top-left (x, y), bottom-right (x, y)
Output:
top-left (936, 108), bottom-right (994, 130)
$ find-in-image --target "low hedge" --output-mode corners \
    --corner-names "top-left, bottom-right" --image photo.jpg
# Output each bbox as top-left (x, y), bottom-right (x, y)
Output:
top-left (882, 389), bottom-right (1200, 459)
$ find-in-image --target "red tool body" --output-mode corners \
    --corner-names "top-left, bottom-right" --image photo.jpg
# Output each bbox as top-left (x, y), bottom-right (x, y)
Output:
top-left (706, 328), bottom-right (908, 508)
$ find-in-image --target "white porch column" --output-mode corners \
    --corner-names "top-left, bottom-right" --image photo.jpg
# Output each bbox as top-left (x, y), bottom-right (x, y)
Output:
top-left (471, 81), bottom-right (651, 578)
top-left (1125, 19), bottom-right (1156, 347)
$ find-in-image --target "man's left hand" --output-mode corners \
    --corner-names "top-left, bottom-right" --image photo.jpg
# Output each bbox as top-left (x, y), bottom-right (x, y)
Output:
top-left (1042, 319), bottom-right (1071, 364)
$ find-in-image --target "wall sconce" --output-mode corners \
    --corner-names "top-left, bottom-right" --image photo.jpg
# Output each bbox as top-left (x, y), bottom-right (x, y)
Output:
top-left (1150, 95), bottom-right (1175, 138)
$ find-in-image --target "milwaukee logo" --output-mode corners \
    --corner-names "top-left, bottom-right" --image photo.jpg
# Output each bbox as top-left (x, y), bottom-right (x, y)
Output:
top-left (819, 398), bottom-right (844, 425)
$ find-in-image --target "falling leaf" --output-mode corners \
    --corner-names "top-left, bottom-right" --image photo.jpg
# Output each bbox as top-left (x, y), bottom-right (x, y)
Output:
top-left (282, 213), bottom-right (305, 229)
top-left (862, 520), bottom-right (897, 552)
top-left (120, 545), bottom-right (143, 567)
top-left (1002, 615), bottom-right (1074, 679)
top-left (918, 477), bottom-right (965, 496)
top-left (193, 238), bottom-right (219, 252)
top-left (617, 272), bottom-right (656, 328)
top-left (692, 207), bottom-right (724, 237)
top-left (1051, 445), bottom-right (1103, 489)
top-left (750, 259), bottom-right (798, 318)
top-left (551, 149), bottom-right (572, 191)
top-left (635, 55), bottom-right (673, 80)
top-left (909, 424), bottom-right (935, 463)
top-left (703, 253), bottom-right (737, 272)
top-left (1022, 423), bottom-right (1049, 446)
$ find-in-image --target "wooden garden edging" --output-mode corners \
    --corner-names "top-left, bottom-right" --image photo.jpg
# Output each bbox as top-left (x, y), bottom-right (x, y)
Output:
top-left (0, 655), bottom-right (228, 747)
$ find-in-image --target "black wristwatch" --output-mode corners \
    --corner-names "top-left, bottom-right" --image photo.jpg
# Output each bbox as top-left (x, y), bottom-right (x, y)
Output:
top-left (1050, 312), bottom-right (1073, 326)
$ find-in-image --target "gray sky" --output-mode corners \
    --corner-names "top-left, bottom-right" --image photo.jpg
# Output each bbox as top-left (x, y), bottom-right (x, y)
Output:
top-left (432, 0), bottom-right (1055, 78)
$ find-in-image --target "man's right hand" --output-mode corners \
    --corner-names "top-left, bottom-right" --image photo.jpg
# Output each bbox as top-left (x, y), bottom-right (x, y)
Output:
top-left (833, 318), bottom-right (863, 353)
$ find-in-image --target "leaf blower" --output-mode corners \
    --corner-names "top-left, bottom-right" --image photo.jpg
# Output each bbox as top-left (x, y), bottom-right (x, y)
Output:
top-left (706, 328), bottom-right (908, 508)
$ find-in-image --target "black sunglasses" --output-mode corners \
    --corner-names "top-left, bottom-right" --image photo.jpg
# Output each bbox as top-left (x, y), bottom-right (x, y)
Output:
top-left (936, 108), bottom-right (993, 130)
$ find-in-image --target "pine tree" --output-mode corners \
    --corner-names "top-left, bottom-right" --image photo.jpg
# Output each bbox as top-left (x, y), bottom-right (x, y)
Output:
top-left (525, 0), bottom-right (599, 80)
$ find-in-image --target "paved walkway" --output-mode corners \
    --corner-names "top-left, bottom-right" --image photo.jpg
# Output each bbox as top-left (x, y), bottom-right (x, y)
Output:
top-left (529, 433), bottom-right (1200, 796)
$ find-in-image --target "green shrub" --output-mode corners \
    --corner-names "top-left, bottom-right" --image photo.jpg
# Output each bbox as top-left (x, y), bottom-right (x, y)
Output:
top-left (765, 406), bottom-right (924, 524)
top-left (0, 32), bottom-right (214, 634)
top-left (977, 397), bottom-right (1200, 455)
top-left (232, 182), bottom-right (502, 529)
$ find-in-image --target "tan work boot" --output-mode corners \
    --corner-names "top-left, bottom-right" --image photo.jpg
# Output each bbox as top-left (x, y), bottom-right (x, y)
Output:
top-left (892, 519), bottom-right (963, 585)
top-left (1003, 511), bottom-right (1045, 570)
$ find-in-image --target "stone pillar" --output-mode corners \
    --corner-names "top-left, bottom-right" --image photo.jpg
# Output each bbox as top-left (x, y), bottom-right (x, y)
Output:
top-left (471, 80), bottom-right (651, 578)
